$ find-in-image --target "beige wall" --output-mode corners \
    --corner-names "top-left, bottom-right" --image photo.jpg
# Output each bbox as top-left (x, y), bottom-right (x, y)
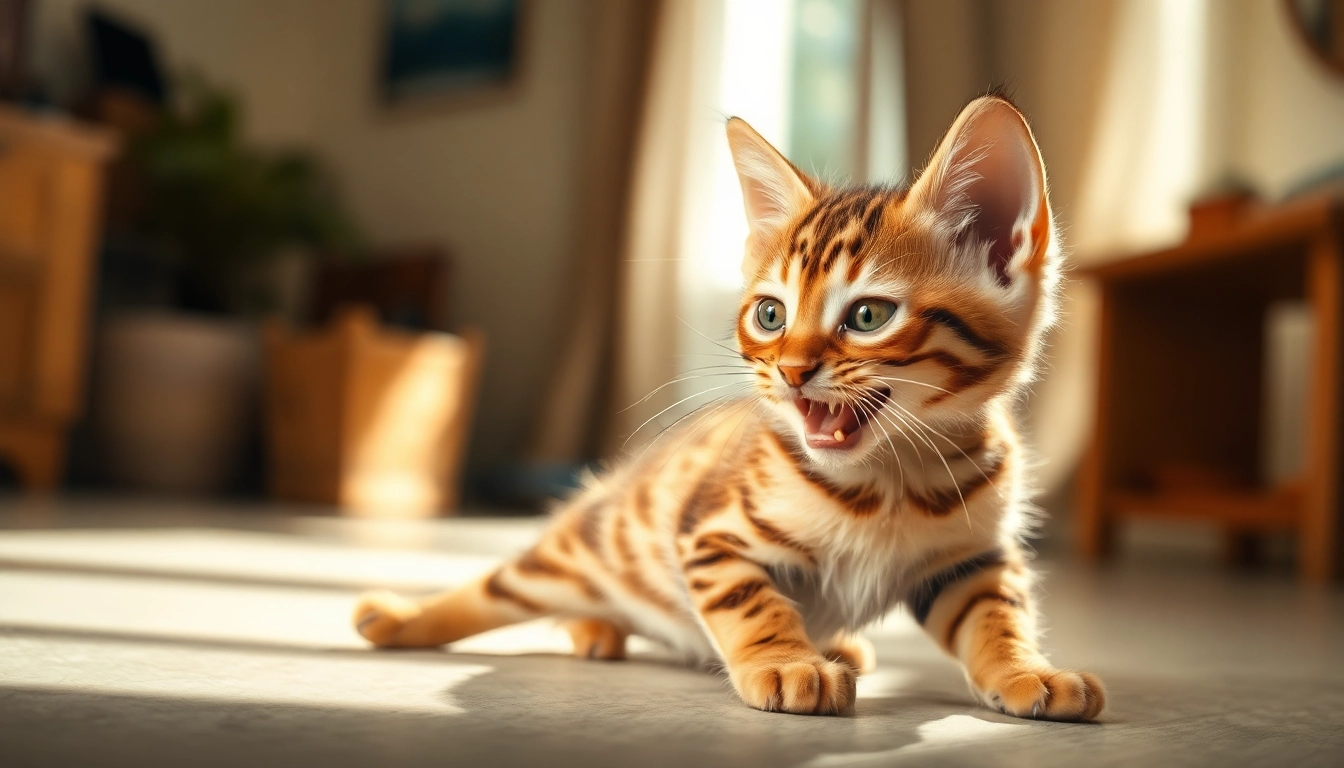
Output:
top-left (29, 0), bottom-right (323, 145)
top-left (903, 0), bottom-right (1121, 250)
top-left (305, 0), bottom-right (600, 466)
top-left (1229, 0), bottom-right (1344, 198)
top-left (905, 0), bottom-right (1344, 242)
top-left (29, 0), bottom-right (601, 468)
top-left (900, 0), bottom-right (994, 178)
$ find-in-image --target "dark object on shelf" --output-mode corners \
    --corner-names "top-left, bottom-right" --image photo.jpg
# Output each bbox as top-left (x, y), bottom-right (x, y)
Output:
top-left (1285, 0), bottom-right (1344, 78)
top-left (86, 8), bottom-right (167, 105)
top-left (1188, 191), bottom-right (1259, 241)
top-left (313, 246), bottom-right (448, 331)
top-left (1077, 193), bottom-right (1344, 583)
top-left (0, 0), bottom-right (29, 101)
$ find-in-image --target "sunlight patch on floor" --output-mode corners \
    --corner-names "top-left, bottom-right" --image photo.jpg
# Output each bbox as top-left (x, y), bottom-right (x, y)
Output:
top-left (800, 714), bottom-right (1028, 766)
top-left (0, 634), bottom-right (490, 714)
top-left (0, 528), bottom-right (500, 591)
top-left (0, 571), bottom-right (370, 648)
top-left (0, 569), bottom-right (685, 662)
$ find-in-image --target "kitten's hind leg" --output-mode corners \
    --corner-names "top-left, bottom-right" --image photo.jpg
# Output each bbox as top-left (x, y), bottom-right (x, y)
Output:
top-left (564, 618), bottom-right (628, 660)
top-left (354, 544), bottom-right (611, 648)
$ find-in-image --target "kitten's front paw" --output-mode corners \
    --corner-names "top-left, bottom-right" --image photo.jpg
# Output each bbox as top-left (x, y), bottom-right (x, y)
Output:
top-left (732, 656), bottom-right (857, 716)
top-left (976, 667), bottom-right (1106, 722)
top-left (353, 590), bottom-right (420, 647)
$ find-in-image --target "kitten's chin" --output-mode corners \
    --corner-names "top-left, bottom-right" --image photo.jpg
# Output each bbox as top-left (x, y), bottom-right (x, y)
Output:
top-left (797, 432), bottom-right (884, 475)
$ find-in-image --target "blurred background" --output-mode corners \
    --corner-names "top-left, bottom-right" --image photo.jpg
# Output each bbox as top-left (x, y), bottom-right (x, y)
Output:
top-left (3, 2), bottom-right (1344, 764)
top-left (2, 0), bottom-right (1344, 567)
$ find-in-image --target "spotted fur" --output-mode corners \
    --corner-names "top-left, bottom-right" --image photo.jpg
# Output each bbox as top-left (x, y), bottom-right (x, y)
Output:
top-left (354, 96), bottom-right (1105, 721)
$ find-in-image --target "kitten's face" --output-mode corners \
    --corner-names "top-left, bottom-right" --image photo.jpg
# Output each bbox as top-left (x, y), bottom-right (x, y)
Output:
top-left (728, 98), bottom-right (1059, 470)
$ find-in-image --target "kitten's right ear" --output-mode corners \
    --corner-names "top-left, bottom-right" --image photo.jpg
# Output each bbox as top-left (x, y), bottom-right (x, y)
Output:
top-left (726, 118), bottom-right (815, 247)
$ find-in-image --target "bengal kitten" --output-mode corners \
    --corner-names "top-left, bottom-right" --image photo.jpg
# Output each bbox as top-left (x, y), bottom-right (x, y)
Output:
top-left (354, 96), bottom-right (1106, 720)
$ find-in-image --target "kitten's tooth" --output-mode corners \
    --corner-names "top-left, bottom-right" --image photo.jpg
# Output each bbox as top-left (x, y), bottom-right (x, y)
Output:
top-left (833, 429), bottom-right (845, 442)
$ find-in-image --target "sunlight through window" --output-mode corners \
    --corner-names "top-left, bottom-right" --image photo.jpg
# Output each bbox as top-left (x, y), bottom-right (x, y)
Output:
top-left (689, 0), bottom-right (797, 296)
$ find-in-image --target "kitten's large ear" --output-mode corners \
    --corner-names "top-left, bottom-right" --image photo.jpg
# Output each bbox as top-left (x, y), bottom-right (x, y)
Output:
top-left (908, 96), bottom-right (1053, 286)
top-left (726, 118), bottom-right (815, 248)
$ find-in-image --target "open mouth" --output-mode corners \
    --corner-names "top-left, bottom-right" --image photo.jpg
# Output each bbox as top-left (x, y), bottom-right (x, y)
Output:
top-left (792, 388), bottom-right (890, 450)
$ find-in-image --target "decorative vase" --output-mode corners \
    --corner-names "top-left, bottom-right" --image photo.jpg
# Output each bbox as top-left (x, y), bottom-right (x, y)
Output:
top-left (95, 311), bottom-right (256, 495)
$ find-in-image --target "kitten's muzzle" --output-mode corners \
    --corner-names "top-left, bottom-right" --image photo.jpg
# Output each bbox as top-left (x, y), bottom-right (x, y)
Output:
top-left (791, 388), bottom-right (890, 451)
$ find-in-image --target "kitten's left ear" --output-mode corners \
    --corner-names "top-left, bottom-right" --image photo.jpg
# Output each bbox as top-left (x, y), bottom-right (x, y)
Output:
top-left (908, 96), bottom-right (1053, 286)
top-left (726, 118), bottom-right (816, 249)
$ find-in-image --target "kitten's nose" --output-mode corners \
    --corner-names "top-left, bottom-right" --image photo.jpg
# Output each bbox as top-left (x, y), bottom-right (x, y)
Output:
top-left (778, 362), bottom-right (820, 388)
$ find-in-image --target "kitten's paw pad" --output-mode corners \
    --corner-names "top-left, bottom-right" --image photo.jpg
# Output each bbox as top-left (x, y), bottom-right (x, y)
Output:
top-left (980, 668), bottom-right (1106, 722)
top-left (564, 618), bottom-right (628, 660)
top-left (353, 590), bottom-right (420, 647)
top-left (734, 657), bottom-right (857, 716)
top-left (822, 634), bottom-right (876, 675)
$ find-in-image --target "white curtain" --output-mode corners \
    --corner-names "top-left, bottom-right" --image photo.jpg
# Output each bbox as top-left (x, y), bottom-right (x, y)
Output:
top-left (1021, 0), bottom-right (1218, 495)
top-left (614, 0), bottom-right (811, 452)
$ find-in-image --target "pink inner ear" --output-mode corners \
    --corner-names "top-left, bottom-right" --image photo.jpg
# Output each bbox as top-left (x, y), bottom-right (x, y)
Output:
top-left (954, 173), bottom-right (1024, 287)
top-left (942, 103), bottom-right (1043, 287)
top-left (965, 196), bottom-right (1019, 287)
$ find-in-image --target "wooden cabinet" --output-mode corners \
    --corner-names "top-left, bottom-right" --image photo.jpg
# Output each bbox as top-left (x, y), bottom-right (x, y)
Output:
top-left (0, 108), bottom-right (116, 490)
top-left (1077, 194), bottom-right (1344, 583)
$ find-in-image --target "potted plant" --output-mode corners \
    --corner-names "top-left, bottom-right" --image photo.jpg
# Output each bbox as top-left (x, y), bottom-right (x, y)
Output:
top-left (95, 76), bottom-right (359, 495)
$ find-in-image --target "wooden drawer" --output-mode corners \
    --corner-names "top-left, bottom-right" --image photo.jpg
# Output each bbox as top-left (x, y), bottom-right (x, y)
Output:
top-left (0, 276), bottom-right (34, 408)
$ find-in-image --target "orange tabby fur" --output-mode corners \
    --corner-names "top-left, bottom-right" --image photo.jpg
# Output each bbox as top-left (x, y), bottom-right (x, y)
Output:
top-left (354, 96), bottom-right (1106, 721)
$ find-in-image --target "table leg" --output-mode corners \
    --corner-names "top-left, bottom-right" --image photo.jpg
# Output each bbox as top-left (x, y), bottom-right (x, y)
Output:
top-left (1302, 232), bottom-right (1343, 583)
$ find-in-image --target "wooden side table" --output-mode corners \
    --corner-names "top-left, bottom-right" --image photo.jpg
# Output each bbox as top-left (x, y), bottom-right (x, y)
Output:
top-left (1077, 194), bottom-right (1344, 583)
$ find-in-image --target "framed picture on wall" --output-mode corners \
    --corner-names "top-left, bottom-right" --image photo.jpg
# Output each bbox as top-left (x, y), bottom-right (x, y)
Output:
top-left (379, 0), bottom-right (524, 106)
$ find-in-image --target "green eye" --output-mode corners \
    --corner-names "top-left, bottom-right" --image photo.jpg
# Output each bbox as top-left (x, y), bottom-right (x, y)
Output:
top-left (756, 299), bottom-right (785, 331)
top-left (847, 299), bottom-right (897, 332)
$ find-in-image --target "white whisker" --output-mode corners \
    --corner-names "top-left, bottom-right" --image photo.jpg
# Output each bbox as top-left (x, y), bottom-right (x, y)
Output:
top-left (869, 375), bottom-right (956, 397)
top-left (883, 401), bottom-right (971, 527)
top-left (676, 315), bottom-right (746, 359)
top-left (620, 370), bottom-right (753, 413)
top-left (847, 392), bottom-right (904, 497)
top-left (648, 392), bottom-right (757, 468)
top-left (885, 398), bottom-right (1003, 499)
top-left (623, 380), bottom-right (754, 448)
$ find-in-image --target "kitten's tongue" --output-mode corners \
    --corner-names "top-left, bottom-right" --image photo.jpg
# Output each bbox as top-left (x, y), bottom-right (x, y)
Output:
top-left (796, 397), bottom-right (862, 449)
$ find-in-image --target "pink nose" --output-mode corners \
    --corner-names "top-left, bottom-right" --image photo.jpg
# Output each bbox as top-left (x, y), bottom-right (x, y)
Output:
top-left (778, 363), bottom-right (819, 388)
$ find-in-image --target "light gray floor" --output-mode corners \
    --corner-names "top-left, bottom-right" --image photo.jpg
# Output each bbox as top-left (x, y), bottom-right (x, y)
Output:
top-left (1, 496), bottom-right (1341, 767)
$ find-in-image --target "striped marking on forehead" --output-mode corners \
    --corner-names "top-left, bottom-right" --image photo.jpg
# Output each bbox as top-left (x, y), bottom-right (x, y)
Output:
top-left (779, 188), bottom-right (903, 302)
top-left (788, 189), bottom-right (897, 279)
